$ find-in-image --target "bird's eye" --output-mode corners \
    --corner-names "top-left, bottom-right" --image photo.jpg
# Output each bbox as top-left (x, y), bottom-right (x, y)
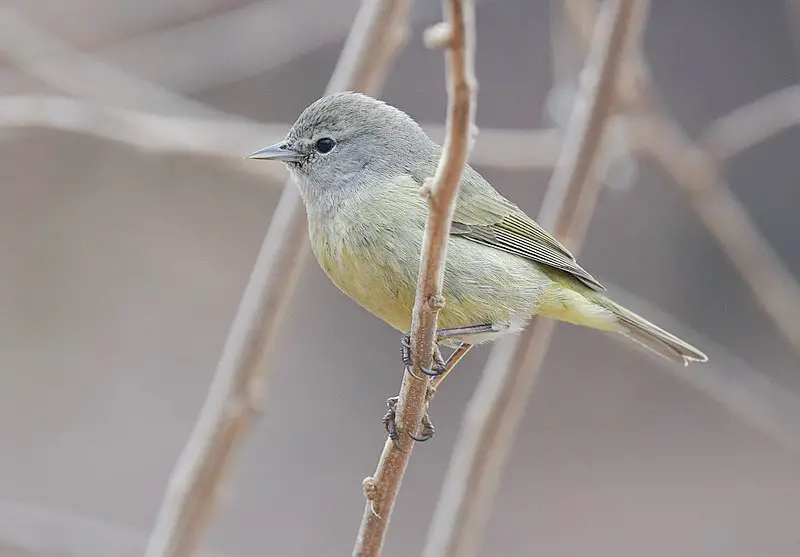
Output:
top-left (315, 137), bottom-right (336, 154)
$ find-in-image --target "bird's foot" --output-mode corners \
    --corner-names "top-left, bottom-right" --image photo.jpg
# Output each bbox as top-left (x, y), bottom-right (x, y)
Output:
top-left (383, 396), bottom-right (436, 446)
top-left (401, 333), bottom-right (447, 378)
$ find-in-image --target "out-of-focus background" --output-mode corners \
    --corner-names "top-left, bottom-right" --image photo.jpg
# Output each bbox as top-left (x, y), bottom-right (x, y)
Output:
top-left (1, 0), bottom-right (799, 556)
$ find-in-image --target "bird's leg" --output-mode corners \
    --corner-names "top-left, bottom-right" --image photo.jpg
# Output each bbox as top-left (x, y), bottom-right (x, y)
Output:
top-left (436, 323), bottom-right (497, 341)
top-left (401, 323), bottom-right (493, 377)
top-left (386, 335), bottom-right (478, 444)
top-left (428, 342), bottom-right (474, 396)
top-left (422, 321), bottom-right (495, 392)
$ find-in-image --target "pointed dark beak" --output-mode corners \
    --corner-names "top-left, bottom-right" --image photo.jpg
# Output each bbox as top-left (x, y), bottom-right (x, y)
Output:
top-left (246, 141), bottom-right (303, 162)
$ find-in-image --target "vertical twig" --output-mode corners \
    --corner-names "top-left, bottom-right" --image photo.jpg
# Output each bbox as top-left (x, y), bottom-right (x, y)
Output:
top-left (351, 1), bottom-right (477, 556)
top-left (142, 1), bottom-right (414, 556)
top-left (420, 2), bottom-right (647, 557)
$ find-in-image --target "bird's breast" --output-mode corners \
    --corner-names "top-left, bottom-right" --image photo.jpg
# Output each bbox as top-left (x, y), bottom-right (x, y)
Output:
top-left (308, 201), bottom-right (422, 332)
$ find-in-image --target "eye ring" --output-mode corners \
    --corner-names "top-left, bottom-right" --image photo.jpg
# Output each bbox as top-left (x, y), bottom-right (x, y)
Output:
top-left (315, 137), bottom-right (336, 154)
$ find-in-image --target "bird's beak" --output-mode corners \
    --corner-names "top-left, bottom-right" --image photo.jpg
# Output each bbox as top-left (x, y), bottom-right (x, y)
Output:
top-left (246, 141), bottom-right (303, 162)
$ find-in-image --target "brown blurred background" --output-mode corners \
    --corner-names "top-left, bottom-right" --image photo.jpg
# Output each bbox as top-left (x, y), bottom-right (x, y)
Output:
top-left (1, 0), bottom-right (799, 556)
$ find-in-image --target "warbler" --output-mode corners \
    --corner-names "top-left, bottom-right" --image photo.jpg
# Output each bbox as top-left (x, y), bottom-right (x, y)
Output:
top-left (248, 92), bottom-right (706, 382)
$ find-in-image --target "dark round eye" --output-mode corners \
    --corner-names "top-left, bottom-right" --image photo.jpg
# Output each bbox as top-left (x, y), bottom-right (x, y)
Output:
top-left (315, 137), bottom-right (336, 154)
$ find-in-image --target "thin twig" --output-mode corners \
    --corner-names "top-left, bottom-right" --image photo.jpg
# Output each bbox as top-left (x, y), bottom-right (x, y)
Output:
top-left (351, 1), bottom-right (477, 556)
top-left (142, 1), bottom-right (414, 556)
top-left (420, 2), bottom-right (646, 556)
top-left (565, 0), bottom-right (800, 356)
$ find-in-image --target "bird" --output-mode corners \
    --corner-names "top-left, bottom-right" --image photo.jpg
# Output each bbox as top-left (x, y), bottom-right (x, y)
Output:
top-left (248, 92), bottom-right (707, 439)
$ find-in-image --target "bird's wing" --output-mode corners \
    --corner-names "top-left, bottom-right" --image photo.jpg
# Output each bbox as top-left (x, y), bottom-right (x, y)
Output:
top-left (412, 166), bottom-right (605, 291)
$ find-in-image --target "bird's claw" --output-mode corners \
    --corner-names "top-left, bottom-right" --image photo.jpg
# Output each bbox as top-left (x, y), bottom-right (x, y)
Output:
top-left (409, 411), bottom-right (435, 442)
top-left (401, 333), bottom-right (447, 377)
top-left (383, 397), bottom-right (400, 445)
top-left (382, 396), bottom-right (436, 445)
top-left (401, 334), bottom-right (412, 366)
top-left (420, 365), bottom-right (446, 377)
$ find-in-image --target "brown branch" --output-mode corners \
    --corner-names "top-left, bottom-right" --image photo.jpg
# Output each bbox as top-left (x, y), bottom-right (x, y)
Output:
top-left (420, 2), bottom-right (647, 556)
top-left (142, 1), bottom-right (414, 556)
top-left (565, 0), bottom-right (800, 355)
top-left (351, 1), bottom-right (477, 556)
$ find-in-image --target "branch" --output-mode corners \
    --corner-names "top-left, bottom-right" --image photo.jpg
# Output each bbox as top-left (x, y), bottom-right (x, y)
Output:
top-left (0, 0), bottom-right (398, 96)
top-left (351, 1), bottom-right (477, 556)
top-left (565, 0), bottom-right (800, 355)
top-left (0, 94), bottom-right (562, 173)
top-left (700, 85), bottom-right (800, 160)
top-left (420, 2), bottom-right (647, 556)
top-left (142, 1), bottom-right (414, 556)
top-left (0, 6), bottom-right (217, 117)
top-left (0, 3), bottom-right (554, 172)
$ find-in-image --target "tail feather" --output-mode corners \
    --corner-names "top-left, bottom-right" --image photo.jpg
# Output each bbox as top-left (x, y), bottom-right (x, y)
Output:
top-left (603, 299), bottom-right (708, 366)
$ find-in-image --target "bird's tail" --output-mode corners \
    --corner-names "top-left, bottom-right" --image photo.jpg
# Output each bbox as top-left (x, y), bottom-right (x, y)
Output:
top-left (599, 298), bottom-right (708, 366)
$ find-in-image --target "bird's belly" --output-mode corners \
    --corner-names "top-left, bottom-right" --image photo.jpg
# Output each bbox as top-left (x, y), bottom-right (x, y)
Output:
top-left (310, 224), bottom-right (553, 337)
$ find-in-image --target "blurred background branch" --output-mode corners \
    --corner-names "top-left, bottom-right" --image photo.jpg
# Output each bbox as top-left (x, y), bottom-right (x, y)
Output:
top-left (0, 6), bottom-right (220, 116)
top-left (701, 85), bottom-right (800, 160)
top-left (0, 95), bottom-right (562, 172)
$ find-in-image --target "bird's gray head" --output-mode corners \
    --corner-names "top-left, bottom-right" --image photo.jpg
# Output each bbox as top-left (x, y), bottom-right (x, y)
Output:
top-left (248, 92), bottom-right (435, 212)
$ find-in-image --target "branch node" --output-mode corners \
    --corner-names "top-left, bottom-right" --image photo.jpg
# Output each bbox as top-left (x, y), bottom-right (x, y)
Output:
top-left (420, 177), bottom-right (434, 200)
top-left (424, 22), bottom-right (453, 49)
top-left (362, 476), bottom-right (381, 517)
top-left (426, 294), bottom-right (447, 312)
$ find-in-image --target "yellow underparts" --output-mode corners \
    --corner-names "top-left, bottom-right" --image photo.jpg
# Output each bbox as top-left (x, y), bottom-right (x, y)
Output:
top-left (310, 214), bottom-right (619, 337)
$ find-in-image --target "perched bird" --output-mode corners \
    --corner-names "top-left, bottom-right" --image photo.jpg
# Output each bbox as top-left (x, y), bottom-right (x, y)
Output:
top-left (248, 92), bottom-right (707, 437)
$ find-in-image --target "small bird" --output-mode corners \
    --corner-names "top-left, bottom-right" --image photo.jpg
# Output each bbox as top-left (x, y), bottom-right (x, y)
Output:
top-left (249, 92), bottom-right (707, 438)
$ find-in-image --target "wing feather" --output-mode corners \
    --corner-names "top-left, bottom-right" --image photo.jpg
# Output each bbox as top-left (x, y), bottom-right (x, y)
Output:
top-left (412, 165), bottom-right (605, 291)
